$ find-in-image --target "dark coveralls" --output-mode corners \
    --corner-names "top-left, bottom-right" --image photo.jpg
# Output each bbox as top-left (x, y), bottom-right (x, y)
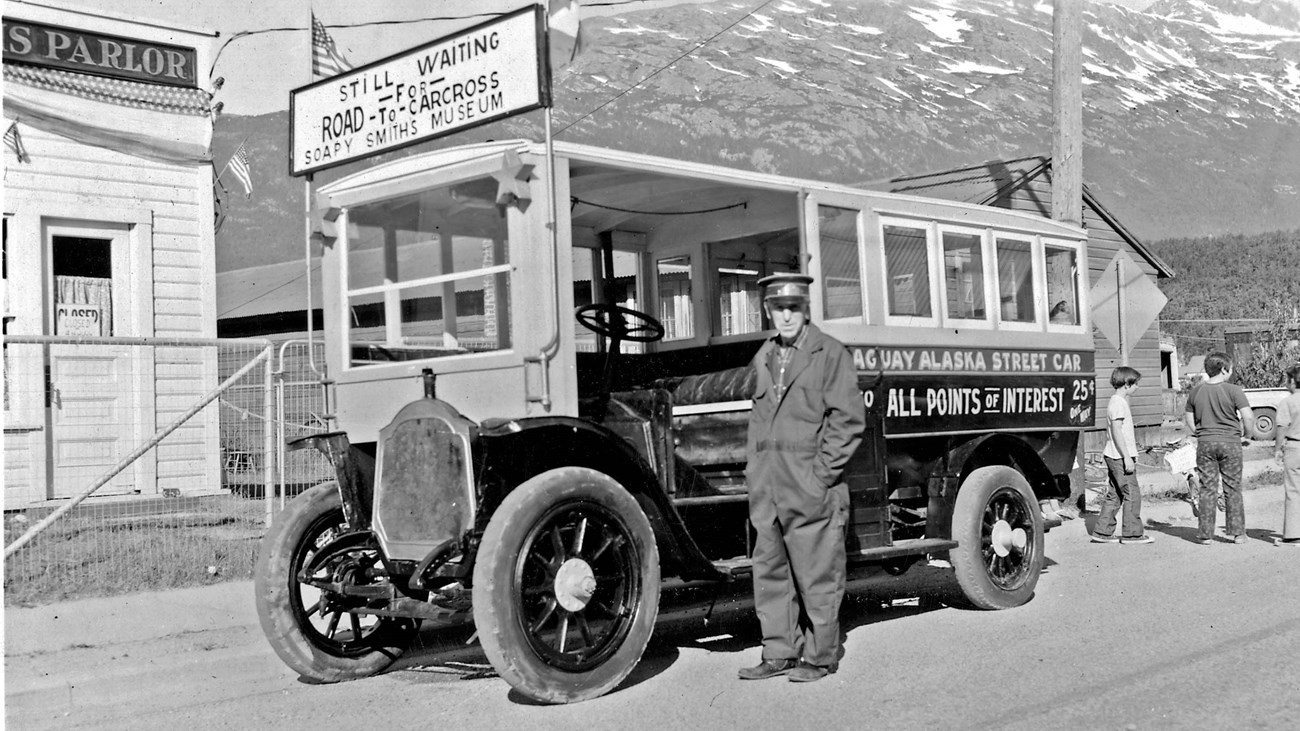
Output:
top-left (745, 323), bottom-right (865, 667)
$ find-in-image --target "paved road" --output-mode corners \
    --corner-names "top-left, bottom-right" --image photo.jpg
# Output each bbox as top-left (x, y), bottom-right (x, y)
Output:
top-left (7, 483), bottom-right (1299, 731)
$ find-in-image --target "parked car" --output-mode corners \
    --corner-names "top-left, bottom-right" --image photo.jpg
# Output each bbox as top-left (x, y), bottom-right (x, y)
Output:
top-left (1245, 388), bottom-right (1290, 439)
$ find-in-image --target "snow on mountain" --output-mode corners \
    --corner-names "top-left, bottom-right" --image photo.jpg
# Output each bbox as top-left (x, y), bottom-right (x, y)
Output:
top-left (214, 0), bottom-right (1300, 271)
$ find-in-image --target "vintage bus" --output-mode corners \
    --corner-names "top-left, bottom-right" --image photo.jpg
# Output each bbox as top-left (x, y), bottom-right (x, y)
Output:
top-left (255, 139), bottom-right (1095, 703)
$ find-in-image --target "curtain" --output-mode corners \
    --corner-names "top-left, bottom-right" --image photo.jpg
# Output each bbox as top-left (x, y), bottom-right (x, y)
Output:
top-left (55, 275), bottom-right (113, 336)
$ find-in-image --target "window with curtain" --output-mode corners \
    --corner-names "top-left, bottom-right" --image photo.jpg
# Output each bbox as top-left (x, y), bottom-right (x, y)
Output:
top-left (657, 255), bottom-right (693, 340)
top-left (942, 230), bottom-right (985, 321)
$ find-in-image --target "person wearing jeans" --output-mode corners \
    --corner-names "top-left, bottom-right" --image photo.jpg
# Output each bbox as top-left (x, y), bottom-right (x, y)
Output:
top-left (1184, 351), bottom-right (1256, 544)
top-left (1273, 363), bottom-right (1300, 546)
top-left (1092, 367), bottom-right (1152, 544)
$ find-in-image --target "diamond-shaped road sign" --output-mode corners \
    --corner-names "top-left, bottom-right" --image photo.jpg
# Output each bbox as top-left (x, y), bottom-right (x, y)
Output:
top-left (1090, 250), bottom-right (1167, 359)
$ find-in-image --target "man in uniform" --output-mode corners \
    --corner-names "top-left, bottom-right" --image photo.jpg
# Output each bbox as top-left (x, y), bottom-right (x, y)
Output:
top-left (738, 273), bottom-right (865, 683)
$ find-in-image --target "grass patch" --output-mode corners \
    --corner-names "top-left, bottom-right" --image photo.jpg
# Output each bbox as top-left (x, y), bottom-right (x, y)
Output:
top-left (4, 494), bottom-right (268, 608)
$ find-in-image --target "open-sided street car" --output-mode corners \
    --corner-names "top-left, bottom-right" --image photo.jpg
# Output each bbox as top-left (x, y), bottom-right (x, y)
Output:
top-left (254, 140), bottom-right (1096, 703)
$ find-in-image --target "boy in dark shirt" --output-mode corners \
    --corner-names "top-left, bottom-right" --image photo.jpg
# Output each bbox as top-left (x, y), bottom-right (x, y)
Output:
top-left (1183, 352), bottom-right (1256, 544)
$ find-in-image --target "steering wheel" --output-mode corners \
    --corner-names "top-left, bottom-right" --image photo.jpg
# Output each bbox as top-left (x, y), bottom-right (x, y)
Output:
top-left (575, 303), bottom-right (665, 343)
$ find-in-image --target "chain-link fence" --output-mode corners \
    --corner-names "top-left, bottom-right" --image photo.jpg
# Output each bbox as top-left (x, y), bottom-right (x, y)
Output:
top-left (3, 336), bottom-right (331, 607)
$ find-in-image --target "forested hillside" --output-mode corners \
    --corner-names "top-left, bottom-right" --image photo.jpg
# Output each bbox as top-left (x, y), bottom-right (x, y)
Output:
top-left (1147, 229), bottom-right (1300, 360)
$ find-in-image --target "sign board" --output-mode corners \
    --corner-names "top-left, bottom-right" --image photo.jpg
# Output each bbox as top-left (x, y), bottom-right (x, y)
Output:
top-left (2, 18), bottom-right (198, 87)
top-left (851, 346), bottom-right (1097, 432)
top-left (290, 5), bottom-right (549, 177)
top-left (1090, 250), bottom-right (1167, 358)
top-left (56, 303), bottom-right (103, 337)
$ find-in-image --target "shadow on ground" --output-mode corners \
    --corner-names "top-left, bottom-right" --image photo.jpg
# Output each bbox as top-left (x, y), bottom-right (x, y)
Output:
top-left (379, 559), bottom-right (1049, 703)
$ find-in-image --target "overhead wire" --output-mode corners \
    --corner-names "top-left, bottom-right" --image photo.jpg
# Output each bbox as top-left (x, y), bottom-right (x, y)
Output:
top-left (554, 0), bottom-right (777, 137)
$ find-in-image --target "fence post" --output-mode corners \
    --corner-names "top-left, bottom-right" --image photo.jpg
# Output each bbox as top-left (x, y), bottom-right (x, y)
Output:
top-left (263, 342), bottom-right (276, 527)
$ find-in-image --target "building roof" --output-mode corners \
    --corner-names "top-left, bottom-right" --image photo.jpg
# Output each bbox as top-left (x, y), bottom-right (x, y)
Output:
top-left (864, 156), bottom-right (1176, 279)
top-left (218, 259), bottom-right (321, 320)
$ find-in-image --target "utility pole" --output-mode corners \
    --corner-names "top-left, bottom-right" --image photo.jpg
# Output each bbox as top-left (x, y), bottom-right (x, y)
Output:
top-left (1052, 0), bottom-right (1083, 226)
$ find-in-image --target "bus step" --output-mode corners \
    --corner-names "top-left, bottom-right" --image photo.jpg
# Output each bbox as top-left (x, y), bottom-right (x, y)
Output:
top-left (711, 556), bottom-right (753, 577)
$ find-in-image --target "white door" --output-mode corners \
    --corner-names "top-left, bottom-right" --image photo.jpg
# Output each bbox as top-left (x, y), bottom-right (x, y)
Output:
top-left (45, 221), bottom-right (143, 499)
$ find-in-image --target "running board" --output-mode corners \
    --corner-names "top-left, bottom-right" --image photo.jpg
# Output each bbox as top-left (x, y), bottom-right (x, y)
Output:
top-left (710, 537), bottom-right (962, 578)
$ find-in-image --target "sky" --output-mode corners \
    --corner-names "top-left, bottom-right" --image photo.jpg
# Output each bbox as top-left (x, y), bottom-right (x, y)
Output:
top-left (21, 0), bottom-right (1157, 115)
top-left (22, 0), bottom-right (717, 115)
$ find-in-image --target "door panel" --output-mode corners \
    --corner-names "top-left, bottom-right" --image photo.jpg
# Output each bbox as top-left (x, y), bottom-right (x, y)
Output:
top-left (48, 347), bottom-right (137, 496)
top-left (45, 221), bottom-right (141, 499)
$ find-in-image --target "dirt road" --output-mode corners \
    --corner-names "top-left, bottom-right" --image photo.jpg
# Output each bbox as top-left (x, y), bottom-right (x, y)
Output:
top-left (7, 475), bottom-right (1298, 730)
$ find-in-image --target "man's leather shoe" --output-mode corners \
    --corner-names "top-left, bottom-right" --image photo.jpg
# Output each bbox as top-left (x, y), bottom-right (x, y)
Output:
top-left (788, 661), bottom-right (837, 683)
top-left (737, 658), bottom-right (797, 680)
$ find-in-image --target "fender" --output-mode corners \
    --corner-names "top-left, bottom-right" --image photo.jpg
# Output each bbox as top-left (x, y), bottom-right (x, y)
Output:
top-left (286, 432), bottom-right (375, 530)
top-left (478, 416), bottom-right (725, 582)
top-left (944, 432), bottom-right (1068, 501)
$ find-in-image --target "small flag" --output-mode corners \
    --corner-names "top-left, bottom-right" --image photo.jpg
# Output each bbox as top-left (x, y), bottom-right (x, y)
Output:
top-left (312, 13), bottom-right (353, 78)
top-left (5, 121), bottom-right (30, 163)
top-left (548, 0), bottom-right (586, 72)
top-left (227, 141), bottom-right (253, 198)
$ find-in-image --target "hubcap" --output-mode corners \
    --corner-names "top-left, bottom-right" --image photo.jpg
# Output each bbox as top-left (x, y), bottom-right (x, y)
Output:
top-left (989, 519), bottom-right (1027, 558)
top-left (553, 558), bottom-right (597, 611)
top-left (981, 486), bottom-right (1036, 590)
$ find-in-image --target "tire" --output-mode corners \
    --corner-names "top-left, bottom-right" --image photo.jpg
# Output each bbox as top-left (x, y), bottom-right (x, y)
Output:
top-left (254, 482), bottom-right (418, 682)
top-left (1254, 408), bottom-right (1277, 441)
top-left (472, 467), bottom-right (660, 704)
top-left (950, 466), bottom-right (1044, 610)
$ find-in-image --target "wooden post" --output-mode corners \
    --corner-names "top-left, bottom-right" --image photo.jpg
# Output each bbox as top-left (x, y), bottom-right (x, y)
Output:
top-left (1052, 0), bottom-right (1083, 226)
top-left (1117, 256), bottom-right (1128, 365)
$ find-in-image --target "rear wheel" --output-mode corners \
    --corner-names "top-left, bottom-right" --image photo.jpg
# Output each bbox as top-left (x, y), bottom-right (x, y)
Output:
top-left (472, 467), bottom-right (660, 704)
top-left (950, 466), bottom-right (1043, 610)
top-left (254, 482), bottom-right (418, 681)
top-left (1254, 408), bottom-right (1277, 440)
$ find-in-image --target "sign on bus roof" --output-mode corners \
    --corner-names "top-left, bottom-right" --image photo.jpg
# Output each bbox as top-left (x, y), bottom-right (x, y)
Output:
top-left (289, 5), bottom-right (549, 177)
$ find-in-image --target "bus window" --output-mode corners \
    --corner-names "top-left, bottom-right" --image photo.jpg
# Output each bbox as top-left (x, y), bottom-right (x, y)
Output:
top-left (818, 206), bottom-right (863, 320)
top-left (883, 223), bottom-right (932, 320)
top-left (710, 230), bottom-right (799, 336)
top-left (941, 229), bottom-right (987, 322)
top-left (657, 255), bottom-right (694, 341)
top-left (573, 245), bottom-right (644, 353)
top-left (995, 236), bottom-right (1036, 324)
top-left (1045, 242), bottom-right (1081, 326)
top-left (344, 180), bottom-right (511, 366)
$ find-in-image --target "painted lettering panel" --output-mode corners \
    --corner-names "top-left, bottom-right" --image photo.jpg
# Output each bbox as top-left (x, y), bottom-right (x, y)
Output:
top-left (853, 346), bottom-right (1096, 434)
top-left (3, 18), bottom-right (197, 87)
top-left (290, 6), bottom-right (548, 176)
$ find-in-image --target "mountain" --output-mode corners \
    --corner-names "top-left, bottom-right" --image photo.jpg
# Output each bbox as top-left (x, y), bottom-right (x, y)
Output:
top-left (212, 0), bottom-right (1300, 273)
top-left (1147, 228), bottom-right (1300, 358)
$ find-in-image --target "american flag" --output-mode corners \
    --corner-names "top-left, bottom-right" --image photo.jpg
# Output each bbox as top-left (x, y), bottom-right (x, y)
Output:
top-left (227, 141), bottom-right (253, 198)
top-left (312, 14), bottom-right (353, 78)
top-left (548, 0), bottom-right (585, 72)
top-left (5, 121), bottom-right (30, 163)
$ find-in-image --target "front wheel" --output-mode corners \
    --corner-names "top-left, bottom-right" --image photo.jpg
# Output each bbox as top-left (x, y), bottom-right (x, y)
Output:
top-left (472, 467), bottom-right (660, 704)
top-left (949, 466), bottom-right (1044, 610)
top-left (254, 482), bottom-right (418, 682)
